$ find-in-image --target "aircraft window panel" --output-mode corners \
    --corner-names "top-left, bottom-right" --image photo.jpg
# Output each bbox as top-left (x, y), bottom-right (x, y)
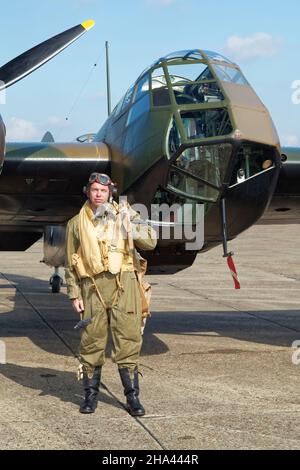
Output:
top-left (152, 86), bottom-right (171, 106)
top-left (185, 52), bottom-right (204, 60)
top-left (213, 64), bottom-right (249, 85)
top-left (180, 109), bottom-right (233, 139)
top-left (121, 84), bottom-right (135, 111)
top-left (167, 63), bottom-right (213, 83)
top-left (151, 69), bottom-right (171, 106)
top-left (141, 50), bottom-right (237, 81)
top-left (168, 174), bottom-right (219, 201)
top-left (133, 74), bottom-right (150, 103)
top-left (163, 50), bottom-right (203, 61)
top-left (229, 144), bottom-right (276, 186)
top-left (168, 117), bottom-right (182, 156)
top-left (168, 143), bottom-right (232, 202)
top-left (203, 50), bottom-right (234, 64)
top-left (114, 96), bottom-right (125, 117)
top-left (152, 67), bottom-right (166, 79)
top-left (126, 94), bottom-right (150, 126)
top-left (197, 67), bottom-right (215, 81)
top-left (172, 82), bottom-right (224, 105)
top-left (152, 77), bottom-right (167, 88)
top-left (164, 51), bottom-right (189, 61)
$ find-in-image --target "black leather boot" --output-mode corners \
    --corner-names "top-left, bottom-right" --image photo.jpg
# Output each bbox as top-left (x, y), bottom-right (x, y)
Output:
top-left (79, 366), bottom-right (101, 414)
top-left (118, 367), bottom-right (145, 417)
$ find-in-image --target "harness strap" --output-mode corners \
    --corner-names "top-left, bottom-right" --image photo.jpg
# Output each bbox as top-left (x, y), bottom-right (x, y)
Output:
top-left (91, 270), bottom-right (125, 311)
top-left (91, 276), bottom-right (108, 309)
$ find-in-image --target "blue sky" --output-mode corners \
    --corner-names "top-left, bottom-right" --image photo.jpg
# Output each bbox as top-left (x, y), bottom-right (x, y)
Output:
top-left (1, 0), bottom-right (300, 146)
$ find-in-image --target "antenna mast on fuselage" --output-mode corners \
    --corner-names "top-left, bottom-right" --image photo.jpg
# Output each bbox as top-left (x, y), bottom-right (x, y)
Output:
top-left (105, 41), bottom-right (111, 116)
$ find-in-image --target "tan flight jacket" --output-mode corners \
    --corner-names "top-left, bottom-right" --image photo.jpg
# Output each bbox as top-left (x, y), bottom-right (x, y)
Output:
top-left (64, 203), bottom-right (157, 317)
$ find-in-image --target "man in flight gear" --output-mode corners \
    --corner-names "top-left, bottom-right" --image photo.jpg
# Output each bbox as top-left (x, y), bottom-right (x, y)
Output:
top-left (64, 173), bottom-right (157, 416)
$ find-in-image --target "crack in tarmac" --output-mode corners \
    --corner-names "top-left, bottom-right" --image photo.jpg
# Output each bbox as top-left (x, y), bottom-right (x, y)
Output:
top-left (0, 271), bottom-right (165, 451)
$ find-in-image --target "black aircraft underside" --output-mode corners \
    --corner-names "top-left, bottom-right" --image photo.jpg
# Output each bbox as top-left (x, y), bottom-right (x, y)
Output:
top-left (0, 147), bottom-right (281, 274)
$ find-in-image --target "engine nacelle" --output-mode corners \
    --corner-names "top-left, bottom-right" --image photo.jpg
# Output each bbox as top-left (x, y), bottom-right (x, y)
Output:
top-left (0, 114), bottom-right (5, 174)
top-left (43, 225), bottom-right (66, 268)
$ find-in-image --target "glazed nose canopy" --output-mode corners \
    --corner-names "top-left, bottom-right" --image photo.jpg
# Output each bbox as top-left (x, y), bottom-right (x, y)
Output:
top-left (167, 141), bottom-right (279, 203)
top-left (229, 142), bottom-right (278, 188)
top-left (167, 142), bottom-right (233, 202)
top-left (150, 49), bottom-right (280, 202)
top-left (0, 115), bottom-right (5, 174)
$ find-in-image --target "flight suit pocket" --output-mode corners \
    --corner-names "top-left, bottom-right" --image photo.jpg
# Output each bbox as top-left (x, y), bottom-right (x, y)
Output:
top-left (81, 279), bottom-right (104, 319)
top-left (112, 272), bottom-right (142, 345)
top-left (125, 272), bottom-right (142, 315)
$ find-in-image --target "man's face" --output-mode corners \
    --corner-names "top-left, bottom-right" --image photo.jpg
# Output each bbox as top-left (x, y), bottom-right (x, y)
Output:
top-left (88, 182), bottom-right (110, 208)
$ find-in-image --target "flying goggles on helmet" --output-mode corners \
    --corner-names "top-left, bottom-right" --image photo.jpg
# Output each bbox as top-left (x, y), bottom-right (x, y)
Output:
top-left (83, 172), bottom-right (117, 196)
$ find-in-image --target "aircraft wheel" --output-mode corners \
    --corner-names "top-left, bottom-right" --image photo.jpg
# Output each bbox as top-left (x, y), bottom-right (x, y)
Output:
top-left (50, 275), bottom-right (62, 293)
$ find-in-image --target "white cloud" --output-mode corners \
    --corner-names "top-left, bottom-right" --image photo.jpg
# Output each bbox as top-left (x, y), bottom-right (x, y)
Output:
top-left (223, 32), bottom-right (282, 62)
top-left (281, 134), bottom-right (299, 147)
top-left (6, 117), bottom-right (40, 141)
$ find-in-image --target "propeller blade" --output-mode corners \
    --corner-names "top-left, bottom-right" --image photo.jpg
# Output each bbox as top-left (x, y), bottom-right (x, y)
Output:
top-left (0, 20), bottom-right (95, 91)
top-left (0, 114), bottom-right (6, 172)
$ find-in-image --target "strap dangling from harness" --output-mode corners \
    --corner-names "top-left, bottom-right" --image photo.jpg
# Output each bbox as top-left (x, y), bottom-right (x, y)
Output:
top-left (91, 277), bottom-right (108, 309)
top-left (91, 269), bottom-right (124, 311)
top-left (220, 198), bottom-right (241, 289)
top-left (115, 268), bottom-right (124, 292)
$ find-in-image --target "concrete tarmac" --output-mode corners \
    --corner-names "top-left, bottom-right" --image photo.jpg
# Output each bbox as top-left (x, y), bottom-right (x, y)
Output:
top-left (0, 223), bottom-right (300, 450)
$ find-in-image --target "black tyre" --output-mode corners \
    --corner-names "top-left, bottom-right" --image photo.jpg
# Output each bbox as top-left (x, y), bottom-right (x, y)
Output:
top-left (51, 275), bottom-right (62, 293)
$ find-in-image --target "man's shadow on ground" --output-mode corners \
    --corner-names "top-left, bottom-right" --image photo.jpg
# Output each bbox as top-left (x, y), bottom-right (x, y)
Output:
top-left (1, 272), bottom-right (299, 358)
top-left (0, 362), bottom-right (125, 412)
top-left (1, 271), bottom-right (300, 408)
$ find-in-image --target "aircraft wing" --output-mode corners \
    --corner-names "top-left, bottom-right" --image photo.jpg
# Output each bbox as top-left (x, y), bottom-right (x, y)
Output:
top-left (1, 140), bottom-right (110, 222)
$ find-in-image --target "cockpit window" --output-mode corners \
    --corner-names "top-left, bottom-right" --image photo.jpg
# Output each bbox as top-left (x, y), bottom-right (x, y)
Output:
top-left (121, 84), bottom-right (135, 111)
top-left (113, 96), bottom-right (125, 117)
top-left (172, 82), bottom-right (224, 105)
top-left (133, 74), bottom-right (149, 103)
top-left (151, 62), bottom-right (221, 107)
top-left (152, 68), bottom-right (167, 87)
top-left (127, 75), bottom-right (150, 126)
top-left (168, 143), bottom-right (232, 202)
top-left (229, 144), bottom-right (275, 186)
top-left (167, 63), bottom-right (213, 83)
top-left (163, 50), bottom-right (204, 61)
top-left (151, 68), bottom-right (171, 106)
top-left (202, 50), bottom-right (234, 64)
top-left (181, 109), bottom-right (233, 139)
top-left (213, 64), bottom-right (249, 85)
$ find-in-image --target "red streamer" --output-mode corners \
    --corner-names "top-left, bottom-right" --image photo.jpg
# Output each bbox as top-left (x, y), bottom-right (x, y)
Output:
top-left (227, 255), bottom-right (241, 289)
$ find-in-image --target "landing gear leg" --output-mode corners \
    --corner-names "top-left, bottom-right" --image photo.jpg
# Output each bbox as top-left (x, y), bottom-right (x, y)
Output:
top-left (50, 267), bottom-right (63, 293)
top-left (220, 198), bottom-right (232, 259)
top-left (220, 198), bottom-right (241, 289)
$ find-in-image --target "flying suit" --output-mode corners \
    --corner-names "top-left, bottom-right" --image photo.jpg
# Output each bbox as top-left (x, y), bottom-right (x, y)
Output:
top-left (65, 200), bottom-right (157, 375)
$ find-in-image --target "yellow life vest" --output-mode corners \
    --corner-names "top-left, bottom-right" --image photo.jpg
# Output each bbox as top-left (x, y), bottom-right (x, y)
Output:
top-left (71, 200), bottom-right (134, 279)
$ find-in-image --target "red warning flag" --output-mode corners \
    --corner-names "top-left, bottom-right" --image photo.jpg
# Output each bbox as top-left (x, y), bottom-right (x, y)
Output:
top-left (227, 255), bottom-right (241, 289)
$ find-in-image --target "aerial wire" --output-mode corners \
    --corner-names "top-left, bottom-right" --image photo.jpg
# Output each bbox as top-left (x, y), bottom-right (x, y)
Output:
top-left (56, 45), bottom-right (106, 141)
